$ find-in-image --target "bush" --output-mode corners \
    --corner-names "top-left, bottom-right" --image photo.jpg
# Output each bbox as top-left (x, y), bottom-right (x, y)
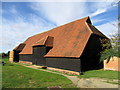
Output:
top-left (100, 33), bottom-right (120, 62)
top-left (2, 56), bottom-right (14, 66)
top-left (100, 47), bottom-right (119, 62)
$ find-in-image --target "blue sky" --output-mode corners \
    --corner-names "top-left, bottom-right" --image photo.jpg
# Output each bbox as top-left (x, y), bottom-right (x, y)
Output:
top-left (1, 0), bottom-right (119, 53)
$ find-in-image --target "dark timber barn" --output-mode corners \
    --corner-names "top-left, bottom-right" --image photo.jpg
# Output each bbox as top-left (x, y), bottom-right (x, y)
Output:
top-left (10, 16), bottom-right (109, 73)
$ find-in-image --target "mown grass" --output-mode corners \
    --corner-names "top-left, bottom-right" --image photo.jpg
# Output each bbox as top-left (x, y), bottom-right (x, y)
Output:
top-left (2, 57), bottom-right (75, 88)
top-left (2, 56), bottom-right (120, 88)
top-left (0, 56), bottom-right (2, 89)
top-left (78, 70), bottom-right (120, 85)
top-left (78, 69), bottom-right (119, 80)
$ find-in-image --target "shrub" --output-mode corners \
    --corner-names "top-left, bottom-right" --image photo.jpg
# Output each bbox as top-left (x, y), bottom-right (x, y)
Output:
top-left (100, 33), bottom-right (120, 62)
top-left (100, 47), bottom-right (119, 62)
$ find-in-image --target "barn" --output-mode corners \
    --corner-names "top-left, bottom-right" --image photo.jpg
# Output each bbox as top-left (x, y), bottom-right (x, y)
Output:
top-left (10, 16), bottom-right (109, 73)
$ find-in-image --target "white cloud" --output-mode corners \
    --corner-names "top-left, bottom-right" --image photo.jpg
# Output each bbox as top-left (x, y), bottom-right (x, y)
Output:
top-left (1, 1), bottom-right (118, 52)
top-left (2, 0), bottom-right (119, 2)
top-left (30, 2), bottom-right (88, 26)
top-left (90, 9), bottom-right (106, 17)
top-left (92, 18), bottom-right (106, 24)
top-left (89, 1), bottom-right (118, 17)
top-left (96, 21), bottom-right (118, 38)
top-left (1, 17), bottom-right (55, 52)
top-left (30, 1), bottom-right (118, 26)
top-left (1, 6), bottom-right (55, 53)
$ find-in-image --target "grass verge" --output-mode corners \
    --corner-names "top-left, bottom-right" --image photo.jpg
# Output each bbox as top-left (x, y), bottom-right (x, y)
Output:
top-left (78, 69), bottom-right (119, 84)
top-left (2, 57), bottom-right (76, 88)
top-left (79, 69), bottom-right (119, 80)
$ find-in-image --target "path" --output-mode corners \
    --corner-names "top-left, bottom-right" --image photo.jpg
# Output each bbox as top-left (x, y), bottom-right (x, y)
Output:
top-left (19, 64), bottom-right (119, 88)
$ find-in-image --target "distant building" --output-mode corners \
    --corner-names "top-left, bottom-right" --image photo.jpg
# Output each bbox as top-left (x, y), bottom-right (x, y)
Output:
top-left (10, 16), bottom-right (109, 73)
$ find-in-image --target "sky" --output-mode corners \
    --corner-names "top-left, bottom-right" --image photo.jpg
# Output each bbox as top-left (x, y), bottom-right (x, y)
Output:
top-left (1, 0), bottom-right (119, 53)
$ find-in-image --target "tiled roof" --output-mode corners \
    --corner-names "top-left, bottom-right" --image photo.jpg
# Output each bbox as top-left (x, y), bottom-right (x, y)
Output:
top-left (13, 43), bottom-right (26, 51)
top-left (19, 16), bottom-right (106, 58)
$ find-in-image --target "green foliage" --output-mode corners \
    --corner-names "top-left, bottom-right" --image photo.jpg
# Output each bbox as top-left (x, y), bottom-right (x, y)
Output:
top-left (100, 38), bottom-right (111, 50)
top-left (0, 52), bottom-right (9, 58)
top-left (110, 33), bottom-right (120, 48)
top-left (1, 56), bottom-right (14, 66)
top-left (100, 47), bottom-right (119, 62)
top-left (1, 56), bottom-right (9, 62)
top-left (100, 33), bottom-right (120, 62)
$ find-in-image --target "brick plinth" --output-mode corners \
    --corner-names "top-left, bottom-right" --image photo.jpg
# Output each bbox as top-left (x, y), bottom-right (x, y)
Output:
top-left (19, 61), bottom-right (32, 65)
top-left (47, 67), bottom-right (80, 75)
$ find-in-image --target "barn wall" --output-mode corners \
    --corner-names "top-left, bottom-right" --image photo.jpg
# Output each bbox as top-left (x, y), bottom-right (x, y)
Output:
top-left (80, 34), bottom-right (105, 71)
top-left (18, 34), bottom-right (107, 72)
top-left (13, 50), bottom-right (21, 62)
top-left (46, 58), bottom-right (81, 72)
top-left (19, 46), bottom-right (52, 65)
top-left (32, 46), bottom-right (46, 65)
top-left (19, 54), bottom-right (33, 63)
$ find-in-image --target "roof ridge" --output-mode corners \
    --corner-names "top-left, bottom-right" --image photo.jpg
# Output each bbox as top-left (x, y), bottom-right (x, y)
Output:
top-left (19, 16), bottom-right (107, 57)
top-left (27, 16), bottom-right (90, 39)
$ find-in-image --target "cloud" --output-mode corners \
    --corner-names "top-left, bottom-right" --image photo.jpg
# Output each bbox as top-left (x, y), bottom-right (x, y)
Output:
top-left (1, 5), bottom-right (55, 53)
top-left (2, 0), bottom-right (119, 2)
top-left (91, 18), bottom-right (106, 25)
top-left (1, 17), bottom-right (55, 52)
top-left (30, 1), bottom-right (118, 26)
top-left (1, 1), bottom-right (118, 52)
top-left (96, 21), bottom-right (118, 37)
top-left (30, 2), bottom-right (88, 26)
top-left (10, 5), bottom-right (18, 14)
top-left (89, 1), bottom-right (118, 17)
top-left (90, 9), bottom-right (106, 17)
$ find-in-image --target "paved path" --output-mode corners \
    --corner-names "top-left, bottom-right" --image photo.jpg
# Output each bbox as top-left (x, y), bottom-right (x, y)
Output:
top-left (19, 64), bottom-right (119, 88)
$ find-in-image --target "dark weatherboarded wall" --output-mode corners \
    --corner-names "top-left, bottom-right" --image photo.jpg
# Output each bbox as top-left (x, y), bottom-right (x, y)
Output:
top-left (19, 46), bottom-right (52, 66)
top-left (19, 54), bottom-right (33, 62)
top-left (80, 34), bottom-right (104, 71)
top-left (19, 34), bottom-right (106, 72)
top-left (13, 50), bottom-right (21, 62)
top-left (46, 57), bottom-right (81, 72)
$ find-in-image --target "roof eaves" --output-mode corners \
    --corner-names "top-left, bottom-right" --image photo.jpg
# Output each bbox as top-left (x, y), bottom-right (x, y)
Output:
top-left (13, 43), bottom-right (26, 51)
top-left (87, 23), bottom-right (108, 38)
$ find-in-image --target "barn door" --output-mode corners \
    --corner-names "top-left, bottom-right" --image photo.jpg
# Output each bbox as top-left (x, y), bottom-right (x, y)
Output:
top-left (33, 46), bottom-right (46, 66)
top-left (13, 50), bottom-right (20, 62)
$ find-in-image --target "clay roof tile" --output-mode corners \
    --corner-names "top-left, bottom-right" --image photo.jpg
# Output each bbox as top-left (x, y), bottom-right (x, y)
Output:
top-left (19, 16), bottom-right (107, 58)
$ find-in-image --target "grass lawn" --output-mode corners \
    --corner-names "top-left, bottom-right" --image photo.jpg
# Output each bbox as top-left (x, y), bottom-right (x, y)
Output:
top-left (2, 56), bottom-right (120, 88)
top-left (78, 69), bottom-right (119, 80)
top-left (2, 57), bottom-right (75, 88)
top-left (0, 57), bottom-right (2, 89)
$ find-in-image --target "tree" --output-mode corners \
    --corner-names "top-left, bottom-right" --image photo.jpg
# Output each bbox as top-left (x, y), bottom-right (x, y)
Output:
top-left (100, 33), bottom-right (120, 62)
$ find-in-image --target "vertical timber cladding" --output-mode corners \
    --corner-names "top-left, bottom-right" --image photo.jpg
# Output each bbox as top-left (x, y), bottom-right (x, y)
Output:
top-left (13, 50), bottom-right (21, 62)
top-left (46, 57), bottom-right (81, 72)
top-left (80, 34), bottom-right (104, 71)
top-left (32, 45), bottom-right (51, 66)
top-left (13, 43), bottom-right (26, 62)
